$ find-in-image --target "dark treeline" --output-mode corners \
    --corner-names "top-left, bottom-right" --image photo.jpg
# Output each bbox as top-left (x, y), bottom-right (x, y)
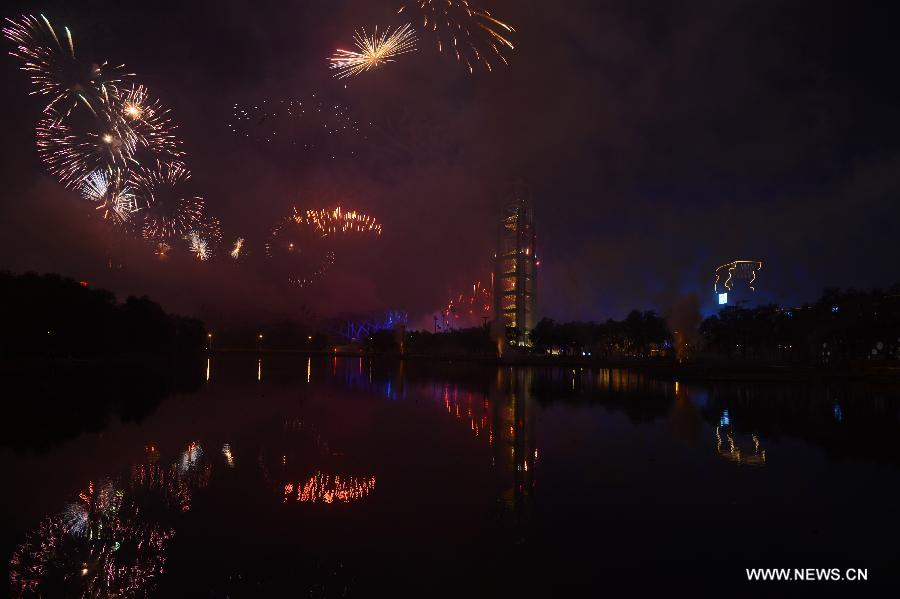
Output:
top-left (356, 286), bottom-right (900, 367)
top-left (698, 287), bottom-right (900, 364)
top-left (405, 327), bottom-right (496, 356)
top-left (527, 287), bottom-right (900, 366)
top-left (208, 321), bottom-right (330, 351)
top-left (0, 272), bottom-right (208, 450)
top-left (364, 327), bottom-right (496, 357)
top-left (0, 271), bottom-right (206, 360)
top-left (529, 310), bottom-right (671, 358)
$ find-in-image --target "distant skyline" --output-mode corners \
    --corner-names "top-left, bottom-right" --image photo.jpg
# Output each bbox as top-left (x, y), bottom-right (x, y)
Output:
top-left (1, 0), bottom-right (899, 326)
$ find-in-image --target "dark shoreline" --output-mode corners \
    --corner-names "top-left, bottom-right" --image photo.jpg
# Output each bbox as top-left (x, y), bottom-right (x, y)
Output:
top-left (11, 349), bottom-right (900, 384)
top-left (208, 348), bottom-right (900, 383)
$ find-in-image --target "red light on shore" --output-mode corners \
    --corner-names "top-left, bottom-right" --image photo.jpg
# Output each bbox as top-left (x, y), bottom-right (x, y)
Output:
top-left (79, 281), bottom-right (89, 287)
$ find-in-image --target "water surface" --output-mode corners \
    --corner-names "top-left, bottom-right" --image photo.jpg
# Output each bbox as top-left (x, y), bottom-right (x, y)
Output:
top-left (2, 355), bottom-right (899, 595)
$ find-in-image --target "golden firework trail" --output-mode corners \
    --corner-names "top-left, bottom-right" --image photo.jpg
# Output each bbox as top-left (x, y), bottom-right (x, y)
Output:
top-left (230, 237), bottom-right (245, 259)
top-left (265, 216), bottom-right (336, 288)
top-left (328, 23), bottom-right (416, 79)
top-left (187, 231), bottom-right (210, 260)
top-left (266, 205), bottom-right (382, 288)
top-left (397, 0), bottom-right (515, 73)
top-left (185, 215), bottom-right (222, 260)
top-left (295, 206), bottom-right (383, 236)
top-left (154, 241), bottom-right (171, 258)
top-left (2, 14), bottom-right (129, 117)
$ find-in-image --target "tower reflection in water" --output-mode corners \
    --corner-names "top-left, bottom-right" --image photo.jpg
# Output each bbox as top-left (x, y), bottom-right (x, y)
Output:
top-left (299, 357), bottom-right (538, 515)
top-left (429, 367), bottom-right (536, 513)
top-left (14, 355), bottom-right (900, 595)
top-left (11, 357), bottom-right (542, 594)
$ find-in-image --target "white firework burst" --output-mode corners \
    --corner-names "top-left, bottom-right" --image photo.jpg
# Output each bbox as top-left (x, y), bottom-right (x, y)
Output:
top-left (80, 167), bottom-right (140, 225)
top-left (187, 230), bottom-right (210, 261)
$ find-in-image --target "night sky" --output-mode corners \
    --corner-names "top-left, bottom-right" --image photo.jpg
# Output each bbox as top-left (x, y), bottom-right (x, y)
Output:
top-left (2, 0), bottom-right (899, 328)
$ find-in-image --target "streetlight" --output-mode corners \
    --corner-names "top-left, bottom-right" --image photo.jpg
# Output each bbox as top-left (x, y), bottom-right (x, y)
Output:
top-left (207, 332), bottom-right (213, 352)
top-left (257, 333), bottom-right (263, 353)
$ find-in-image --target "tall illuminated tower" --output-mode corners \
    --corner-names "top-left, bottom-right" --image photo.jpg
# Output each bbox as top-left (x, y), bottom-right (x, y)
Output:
top-left (493, 186), bottom-right (537, 344)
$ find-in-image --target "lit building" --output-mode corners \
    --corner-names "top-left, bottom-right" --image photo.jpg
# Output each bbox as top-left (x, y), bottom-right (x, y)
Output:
top-left (714, 259), bottom-right (763, 307)
top-left (493, 187), bottom-right (537, 344)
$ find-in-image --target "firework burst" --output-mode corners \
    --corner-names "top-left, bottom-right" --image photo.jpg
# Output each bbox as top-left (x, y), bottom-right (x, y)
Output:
top-left (2, 14), bottom-right (129, 117)
top-left (9, 479), bottom-right (174, 598)
top-left (397, 0), bottom-right (515, 73)
top-left (154, 241), bottom-right (171, 258)
top-left (186, 231), bottom-right (209, 260)
top-left (266, 211), bottom-right (335, 288)
top-left (437, 274), bottom-right (494, 330)
top-left (81, 167), bottom-right (141, 225)
top-left (230, 237), bottom-right (245, 259)
top-left (6, 14), bottom-right (188, 197)
top-left (301, 206), bottom-right (383, 236)
top-left (185, 215), bottom-right (222, 261)
top-left (130, 162), bottom-right (203, 240)
top-left (265, 206), bottom-right (382, 288)
top-left (119, 84), bottom-right (184, 162)
top-left (36, 109), bottom-right (139, 188)
top-left (226, 95), bottom-right (370, 166)
top-left (328, 23), bottom-right (417, 79)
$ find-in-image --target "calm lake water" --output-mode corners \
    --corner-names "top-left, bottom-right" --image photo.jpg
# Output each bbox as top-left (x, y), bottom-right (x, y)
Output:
top-left (2, 355), bottom-right (899, 596)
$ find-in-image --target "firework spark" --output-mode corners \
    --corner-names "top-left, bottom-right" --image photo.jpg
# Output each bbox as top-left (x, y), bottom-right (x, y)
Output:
top-left (6, 15), bottom-right (187, 195)
top-left (119, 84), bottom-right (184, 162)
top-left (130, 161), bottom-right (203, 240)
top-left (266, 212), bottom-right (335, 288)
top-left (283, 472), bottom-right (377, 504)
top-left (185, 215), bottom-right (222, 260)
top-left (10, 479), bottom-right (174, 597)
top-left (226, 95), bottom-right (369, 163)
top-left (230, 237), bottom-right (245, 259)
top-left (328, 23), bottom-right (416, 79)
top-left (154, 241), bottom-right (171, 258)
top-left (187, 231), bottom-right (209, 260)
top-left (300, 206), bottom-right (383, 236)
top-left (36, 109), bottom-right (139, 188)
top-left (2, 14), bottom-right (129, 116)
top-left (437, 274), bottom-right (493, 330)
top-left (265, 206), bottom-right (382, 288)
top-left (397, 0), bottom-right (515, 73)
top-left (81, 167), bottom-right (141, 225)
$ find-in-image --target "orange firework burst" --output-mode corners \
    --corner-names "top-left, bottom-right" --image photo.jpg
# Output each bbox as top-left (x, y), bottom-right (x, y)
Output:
top-left (266, 206), bottom-right (382, 288)
top-left (298, 206), bottom-right (383, 236)
top-left (397, 0), bottom-right (515, 73)
top-left (328, 23), bottom-right (416, 79)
